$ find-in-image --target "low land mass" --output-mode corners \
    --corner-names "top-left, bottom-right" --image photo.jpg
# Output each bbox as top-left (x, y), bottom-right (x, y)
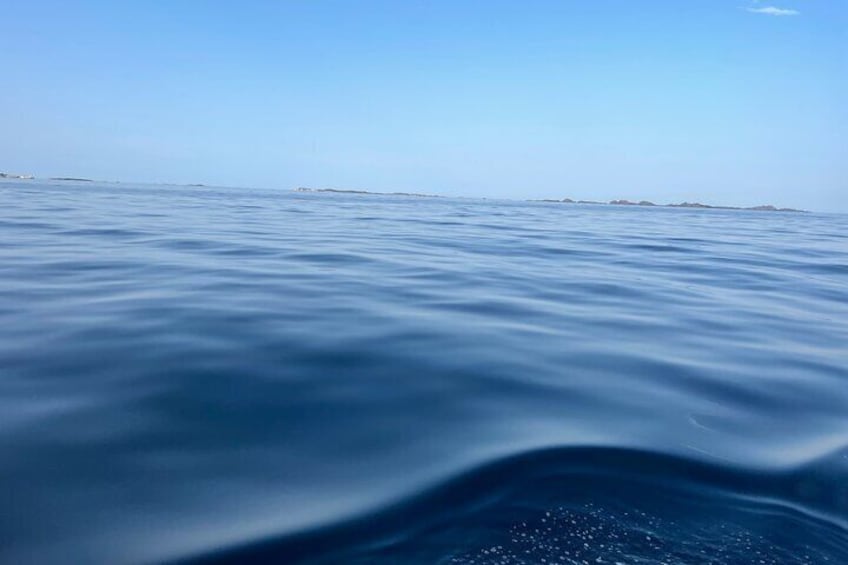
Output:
top-left (295, 187), bottom-right (440, 198)
top-left (532, 198), bottom-right (805, 213)
top-left (0, 176), bottom-right (808, 212)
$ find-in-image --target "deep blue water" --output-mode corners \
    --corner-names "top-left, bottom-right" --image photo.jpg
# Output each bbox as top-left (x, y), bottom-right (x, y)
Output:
top-left (1, 180), bottom-right (847, 564)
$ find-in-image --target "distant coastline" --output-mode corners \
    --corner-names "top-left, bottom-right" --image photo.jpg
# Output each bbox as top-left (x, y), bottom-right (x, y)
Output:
top-left (296, 187), bottom-right (804, 212)
top-left (0, 172), bottom-right (34, 180)
top-left (0, 173), bottom-right (96, 182)
top-left (295, 187), bottom-right (441, 198)
top-left (531, 198), bottom-right (805, 213)
top-left (0, 175), bottom-right (807, 212)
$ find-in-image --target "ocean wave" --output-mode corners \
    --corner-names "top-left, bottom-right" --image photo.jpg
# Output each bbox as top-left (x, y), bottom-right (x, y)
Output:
top-left (181, 446), bottom-right (848, 564)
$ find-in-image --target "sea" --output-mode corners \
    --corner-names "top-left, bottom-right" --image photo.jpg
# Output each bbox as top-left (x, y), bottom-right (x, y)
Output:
top-left (1, 179), bottom-right (847, 564)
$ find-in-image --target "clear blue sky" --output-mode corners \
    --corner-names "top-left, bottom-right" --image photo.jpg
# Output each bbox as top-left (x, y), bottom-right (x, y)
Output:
top-left (2, 0), bottom-right (845, 210)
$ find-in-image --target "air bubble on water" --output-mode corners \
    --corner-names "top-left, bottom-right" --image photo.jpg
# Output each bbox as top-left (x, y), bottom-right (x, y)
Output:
top-left (446, 503), bottom-right (830, 565)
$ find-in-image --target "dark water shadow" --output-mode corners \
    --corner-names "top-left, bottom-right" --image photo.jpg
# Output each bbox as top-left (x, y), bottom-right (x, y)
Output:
top-left (179, 447), bottom-right (848, 564)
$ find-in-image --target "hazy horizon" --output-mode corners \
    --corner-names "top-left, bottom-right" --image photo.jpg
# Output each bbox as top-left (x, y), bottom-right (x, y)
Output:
top-left (0, 176), bottom-right (833, 213)
top-left (2, 1), bottom-right (845, 211)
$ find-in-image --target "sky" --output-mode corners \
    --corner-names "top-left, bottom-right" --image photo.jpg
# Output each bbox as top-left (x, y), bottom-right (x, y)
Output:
top-left (1, 0), bottom-right (845, 211)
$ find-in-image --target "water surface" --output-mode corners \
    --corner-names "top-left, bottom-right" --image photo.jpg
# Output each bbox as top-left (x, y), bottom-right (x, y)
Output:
top-left (1, 180), bottom-right (847, 563)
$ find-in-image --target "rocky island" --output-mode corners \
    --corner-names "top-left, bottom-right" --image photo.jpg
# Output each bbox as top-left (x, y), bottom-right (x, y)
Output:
top-left (532, 198), bottom-right (805, 213)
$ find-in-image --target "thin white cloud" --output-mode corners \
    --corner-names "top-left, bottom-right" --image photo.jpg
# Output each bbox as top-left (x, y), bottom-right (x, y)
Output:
top-left (747, 6), bottom-right (800, 16)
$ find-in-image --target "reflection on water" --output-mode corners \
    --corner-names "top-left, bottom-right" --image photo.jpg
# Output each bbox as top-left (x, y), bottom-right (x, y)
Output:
top-left (1, 180), bottom-right (847, 563)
